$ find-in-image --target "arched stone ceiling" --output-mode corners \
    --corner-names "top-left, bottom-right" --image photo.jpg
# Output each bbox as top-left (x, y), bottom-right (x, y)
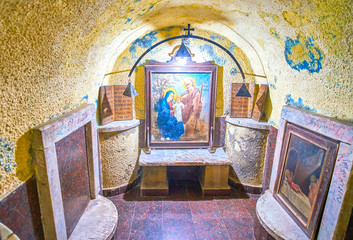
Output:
top-left (0, 0), bottom-right (352, 199)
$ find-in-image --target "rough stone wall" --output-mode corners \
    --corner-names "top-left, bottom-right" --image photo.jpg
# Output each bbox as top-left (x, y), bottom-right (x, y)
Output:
top-left (99, 128), bottom-right (139, 188)
top-left (0, 0), bottom-right (159, 198)
top-left (254, 0), bottom-right (353, 126)
top-left (1, 0), bottom-right (352, 199)
top-left (225, 124), bottom-right (269, 186)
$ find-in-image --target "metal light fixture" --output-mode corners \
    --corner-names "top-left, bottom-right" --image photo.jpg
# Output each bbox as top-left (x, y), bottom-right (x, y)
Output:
top-left (174, 41), bottom-right (192, 64)
top-left (123, 79), bottom-right (138, 97)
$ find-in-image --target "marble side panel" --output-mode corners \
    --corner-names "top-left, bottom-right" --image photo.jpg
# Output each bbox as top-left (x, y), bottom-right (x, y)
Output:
top-left (0, 177), bottom-right (44, 240)
top-left (34, 144), bottom-right (67, 239)
top-left (269, 118), bottom-right (286, 192)
top-left (86, 121), bottom-right (100, 198)
top-left (281, 106), bottom-right (353, 144)
top-left (214, 117), bottom-right (226, 147)
top-left (262, 127), bottom-right (278, 193)
top-left (139, 148), bottom-right (231, 166)
top-left (199, 165), bottom-right (230, 189)
top-left (55, 126), bottom-right (90, 237)
top-left (141, 166), bottom-right (167, 189)
top-left (138, 119), bottom-right (146, 148)
top-left (318, 143), bottom-right (353, 240)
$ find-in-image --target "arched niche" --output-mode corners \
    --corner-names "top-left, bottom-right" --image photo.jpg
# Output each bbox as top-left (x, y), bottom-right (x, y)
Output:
top-left (101, 23), bottom-right (268, 119)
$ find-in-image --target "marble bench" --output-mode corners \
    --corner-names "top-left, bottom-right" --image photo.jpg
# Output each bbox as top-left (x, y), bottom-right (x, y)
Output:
top-left (32, 104), bottom-right (118, 239)
top-left (139, 148), bottom-right (232, 196)
top-left (255, 191), bottom-right (308, 240)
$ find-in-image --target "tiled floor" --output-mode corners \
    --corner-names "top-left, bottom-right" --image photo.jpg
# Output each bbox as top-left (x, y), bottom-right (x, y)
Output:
top-left (109, 180), bottom-right (260, 240)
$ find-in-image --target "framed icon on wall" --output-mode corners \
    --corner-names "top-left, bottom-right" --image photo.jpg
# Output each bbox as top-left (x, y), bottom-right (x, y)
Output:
top-left (144, 58), bottom-right (218, 152)
top-left (274, 123), bottom-right (338, 239)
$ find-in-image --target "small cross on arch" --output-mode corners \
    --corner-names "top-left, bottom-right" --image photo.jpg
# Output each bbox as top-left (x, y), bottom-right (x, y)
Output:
top-left (184, 24), bottom-right (194, 36)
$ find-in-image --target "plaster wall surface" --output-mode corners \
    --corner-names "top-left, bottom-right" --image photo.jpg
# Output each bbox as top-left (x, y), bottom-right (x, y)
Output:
top-left (0, 0), bottom-right (352, 199)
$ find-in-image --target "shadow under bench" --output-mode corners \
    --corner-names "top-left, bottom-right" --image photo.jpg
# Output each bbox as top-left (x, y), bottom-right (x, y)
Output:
top-left (139, 148), bottom-right (232, 196)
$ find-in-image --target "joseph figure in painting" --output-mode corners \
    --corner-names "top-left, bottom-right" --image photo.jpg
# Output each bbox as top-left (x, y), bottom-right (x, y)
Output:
top-left (181, 77), bottom-right (202, 140)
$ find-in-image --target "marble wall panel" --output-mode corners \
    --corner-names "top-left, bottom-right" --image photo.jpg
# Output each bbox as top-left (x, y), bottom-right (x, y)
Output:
top-left (55, 126), bottom-right (90, 237)
top-left (0, 177), bottom-right (43, 239)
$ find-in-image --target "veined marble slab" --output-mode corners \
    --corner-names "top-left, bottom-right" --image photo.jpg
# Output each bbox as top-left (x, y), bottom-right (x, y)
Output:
top-left (266, 105), bottom-right (353, 239)
top-left (69, 195), bottom-right (118, 240)
top-left (318, 143), bottom-right (353, 240)
top-left (139, 148), bottom-right (232, 166)
top-left (226, 116), bottom-right (271, 130)
top-left (98, 120), bottom-right (140, 132)
top-left (256, 191), bottom-right (309, 240)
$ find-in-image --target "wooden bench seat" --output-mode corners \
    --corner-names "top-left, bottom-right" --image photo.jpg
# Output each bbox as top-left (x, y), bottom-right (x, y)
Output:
top-left (139, 148), bottom-right (232, 196)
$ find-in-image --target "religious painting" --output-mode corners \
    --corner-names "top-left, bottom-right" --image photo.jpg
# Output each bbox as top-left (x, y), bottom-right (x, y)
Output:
top-left (145, 60), bottom-right (217, 150)
top-left (274, 123), bottom-right (338, 239)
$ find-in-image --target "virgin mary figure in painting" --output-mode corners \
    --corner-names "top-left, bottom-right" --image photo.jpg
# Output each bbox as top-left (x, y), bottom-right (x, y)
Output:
top-left (181, 77), bottom-right (202, 139)
top-left (156, 90), bottom-right (184, 140)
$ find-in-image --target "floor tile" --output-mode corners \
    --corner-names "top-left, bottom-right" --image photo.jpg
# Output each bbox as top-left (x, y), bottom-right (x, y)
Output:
top-left (223, 217), bottom-right (255, 240)
top-left (129, 218), bottom-right (163, 240)
top-left (114, 215), bottom-right (133, 240)
top-left (189, 200), bottom-right (220, 219)
top-left (162, 218), bottom-right (197, 240)
top-left (134, 200), bottom-right (163, 220)
top-left (193, 217), bottom-right (229, 240)
top-left (109, 196), bottom-right (136, 217)
top-left (163, 201), bottom-right (192, 220)
top-left (111, 180), bottom-right (259, 240)
top-left (215, 198), bottom-right (251, 218)
top-left (243, 197), bottom-right (258, 221)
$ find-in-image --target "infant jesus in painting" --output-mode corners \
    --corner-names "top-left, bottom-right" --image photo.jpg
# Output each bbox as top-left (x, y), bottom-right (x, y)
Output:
top-left (173, 96), bottom-right (185, 123)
